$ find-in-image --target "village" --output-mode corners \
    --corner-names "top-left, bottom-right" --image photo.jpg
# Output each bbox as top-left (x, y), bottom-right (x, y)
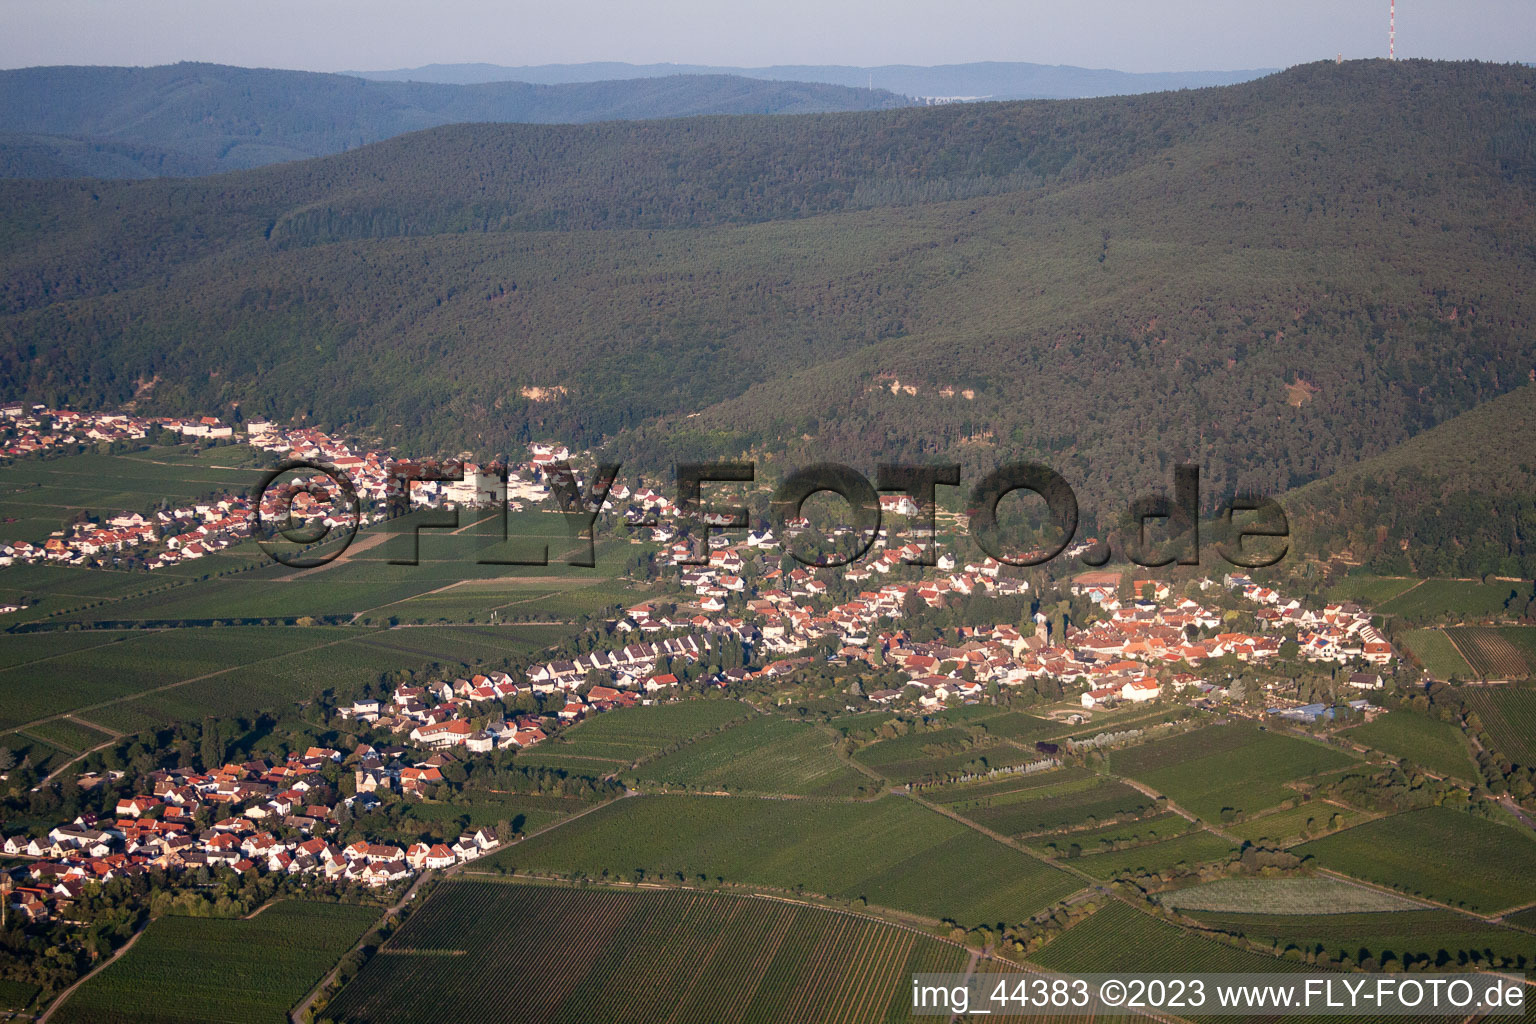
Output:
top-left (0, 403), bottom-right (1405, 930)
top-left (2, 545), bottom-right (1399, 927)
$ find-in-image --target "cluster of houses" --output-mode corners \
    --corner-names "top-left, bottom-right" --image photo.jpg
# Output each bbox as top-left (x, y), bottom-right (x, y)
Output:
top-left (1222, 575), bottom-right (1394, 666)
top-left (0, 404), bottom-right (241, 457)
top-left (1, 743), bottom-right (513, 922)
top-left (0, 403), bottom-right (587, 571)
top-left (0, 499), bottom-right (260, 570)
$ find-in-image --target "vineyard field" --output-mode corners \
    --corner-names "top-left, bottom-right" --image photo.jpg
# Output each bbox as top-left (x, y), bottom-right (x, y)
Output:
top-left (1189, 909), bottom-right (1536, 968)
top-left (488, 793), bottom-right (1081, 925)
top-left (1029, 901), bottom-right (1298, 974)
top-left (0, 626), bottom-right (354, 730)
top-left (1448, 626), bottom-right (1534, 679)
top-left (1462, 686), bottom-right (1536, 765)
top-left (928, 766), bottom-right (1098, 807)
top-left (512, 700), bottom-right (751, 775)
top-left (1223, 802), bottom-right (1365, 846)
top-left (852, 725), bottom-right (1039, 786)
top-left (1025, 811), bottom-right (1195, 856)
top-left (322, 879), bottom-right (969, 1024)
top-left (1342, 710), bottom-right (1474, 780)
top-left (638, 715), bottom-right (871, 796)
top-left (1325, 575), bottom-right (1420, 606)
top-left (1295, 807), bottom-right (1536, 913)
top-left (1110, 724), bottom-right (1356, 821)
top-left (1400, 629), bottom-right (1476, 679)
top-left (1070, 830), bottom-right (1236, 879)
top-left (950, 777), bottom-right (1155, 837)
top-left (17, 716), bottom-right (112, 753)
top-left (1161, 877), bottom-right (1424, 914)
top-left (1378, 579), bottom-right (1529, 620)
top-left (53, 901), bottom-right (379, 1024)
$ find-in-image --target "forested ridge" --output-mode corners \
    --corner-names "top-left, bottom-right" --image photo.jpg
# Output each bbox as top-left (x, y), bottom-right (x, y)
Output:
top-left (1286, 382), bottom-right (1536, 577)
top-left (0, 63), bottom-right (910, 179)
top-left (1, 59), bottom-right (1534, 540)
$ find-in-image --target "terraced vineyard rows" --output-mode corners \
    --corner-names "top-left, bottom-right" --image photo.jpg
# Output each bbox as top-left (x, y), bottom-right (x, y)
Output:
top-left (321, 880), bottom-right (971, 1024)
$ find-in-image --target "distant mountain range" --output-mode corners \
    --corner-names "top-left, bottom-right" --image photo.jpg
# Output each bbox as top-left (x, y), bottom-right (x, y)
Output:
top-left (349, 60), bottom-right (1278, 100)
top-left (0, 63), bottom-right (908, 178)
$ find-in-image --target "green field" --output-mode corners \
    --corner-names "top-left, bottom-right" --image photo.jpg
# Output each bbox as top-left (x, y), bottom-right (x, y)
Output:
top-left (1326, 575), bottom-right (1420, 607)
top-left (638, 715), bottom-right (872, 797)
top-left (52, 901), bottom-right (380, 1024)
top-left (0, 626), bottom-right (353, 730)
top-left (852, 721), bottom-right (1043, 786)
top-left (1378, 579), bottom-right (1530, 621)
top-left (1462, 686), bottom-right (1536, 765)
top-left (928, 765), bottom-right (1159, 836)
top-left (1071, 830), bottom-right (1237, 879)
top-left (1030, 901), bottom-right (1297, 974)
top-left (15, 715), bottom-right (113, 752)
top-left (1223, 802), bottom-right (1366, 846)
top-left (1342, 710), bottom-right (1474, 780)
top-left (1190, 908), bottom-right (1536, 968)
top-left (348, 623), bottom-right (576, 664)
top-left (489, 793), bottom-right (1082, 926)
top-left (1400, 629), bottom-right (1476, 679)
top-left (928, 765), bottom-right (1098, 807)
top-left (0, 622), bottom-right (568, 737)
top-left (949, 775), bottom-right (1154, 837)
top-left (1026, 811), bottom-right (1196, 856)
top-left (380, 579), bottom-right (638, 624)
top-left (1161, 877), bottom-right (1424, 914)
top-left (1295, 807), bottom-right (1536, 913)
top-left (1110, 724), bottom-right (1356, 822)
top-left (0, 564), bottom-right (200, 624)
top-left (0, 630), bottom-right (151, 668)
top-left (322, 879), bottom-right (969, 1024)
top-left (25, 512), bottom-right (635, 627)
top-left (0, 450), bottom-right (262, 543)
top-left (512, 701), bottom-right (752, 775)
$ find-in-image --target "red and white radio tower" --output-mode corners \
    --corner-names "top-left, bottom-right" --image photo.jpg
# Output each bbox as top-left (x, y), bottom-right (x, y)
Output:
top-left (1390, 0), bottom-right (1396, 60)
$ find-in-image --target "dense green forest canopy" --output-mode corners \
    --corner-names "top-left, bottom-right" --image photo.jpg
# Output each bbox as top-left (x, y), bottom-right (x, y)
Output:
top-left (1286, 382), bottom-right (1536, 577)
top-left (1, 59), bottom-right (1534, 542)
top-left (0, 63), bottom-right (910, 178)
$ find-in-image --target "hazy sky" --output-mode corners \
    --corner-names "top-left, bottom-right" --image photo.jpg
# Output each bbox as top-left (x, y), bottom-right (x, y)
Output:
top-left (3, 0), bottom-right (1533, 73)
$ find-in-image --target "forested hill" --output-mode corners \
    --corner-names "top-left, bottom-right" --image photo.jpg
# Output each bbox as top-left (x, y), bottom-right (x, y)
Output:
top-left (0, 63), bottom-right (910, 178)
top-left (1286, 383), bottom-right (1536, 578)
top-left (1, 60), bottom-right (1534, 541)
